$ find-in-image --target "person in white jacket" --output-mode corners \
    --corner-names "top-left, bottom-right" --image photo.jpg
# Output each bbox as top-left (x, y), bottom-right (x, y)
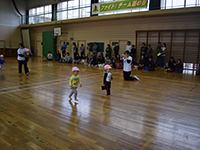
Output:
top-left (125, 41), bottom-right (132, 53)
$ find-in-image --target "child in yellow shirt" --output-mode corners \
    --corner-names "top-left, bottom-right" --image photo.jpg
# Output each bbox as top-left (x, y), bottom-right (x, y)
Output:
top-left (69, 67), bottom-right (82, 101)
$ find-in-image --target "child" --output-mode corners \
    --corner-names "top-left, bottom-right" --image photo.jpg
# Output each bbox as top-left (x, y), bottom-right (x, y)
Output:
top-left (97, 53), bottom-right (105, 65)
top-left (196, 64), bottom-right (200, 75)
top-left (69, 67), bottom-right (82, 101)
top-left (80, 54), bottom-right (86, 64)
top-left (115, 54), bottom-right (122, 69)
top-left (65, 53), bottom-right (72, 63)
top-left (73, 53), bottom-right (80, 64)
top-left (105, 44), bottom-right (112, 58)
top-left (103, 65), bottom-right (113, 96)
top-left (165, 57), bottom-right (176, 72)
top-left (174, 59), bottom-right (183, 73)
top-left (47, 51), bottom-right (53, 60)
top-left (0, 55), bottom-right (5, 70)
top-left (105, 56), bottom-right (111, 64)
top-left (25, 49), bottom-right (30, 63)
top-left (111, 54), bottom-right (116, 68)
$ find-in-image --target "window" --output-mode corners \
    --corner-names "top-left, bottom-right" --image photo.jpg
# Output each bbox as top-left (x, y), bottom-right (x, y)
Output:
top-left (161, 0), bottom-right (200, 9)
top-left (57, 0), bottom-right (91, 20)
top-left (99, 0), bottom-right (149, 16)
top-left (29, 5), bottom-right (52, 24)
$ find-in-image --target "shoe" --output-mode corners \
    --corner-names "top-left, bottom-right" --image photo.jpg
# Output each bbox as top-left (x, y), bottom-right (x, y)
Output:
top-left (19, 73), bottom-right (23, 75)
top-left (26, 72), bottom-right (30, 75)
top-left (134, 76), bottom-right (140, 81)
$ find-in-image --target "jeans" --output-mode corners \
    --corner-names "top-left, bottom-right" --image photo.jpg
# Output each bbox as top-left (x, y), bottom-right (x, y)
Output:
top-left (160, 56), bottom-right (165, 68)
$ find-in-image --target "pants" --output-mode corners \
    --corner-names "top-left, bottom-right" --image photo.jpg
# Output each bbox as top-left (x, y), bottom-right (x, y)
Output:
top-left (0, 64), bottom-right (3, 69)
top-left (18, 60), bottom-right (29, 74)
top-left (123, 71), bottom-right (136, 81)
top-left (144, 66), bottom-right (155, 71)
top-left (62, 50), bottom-right (65, 57)
top-left (74, 53), bottom-right (76, 58)
top-left (155, 56), bottom-right (160, 67)
top-left (138, 66), bottom-right (144, 70)
top-left (69, 87), bottom-right (78, 99)
top-left (81, 51), bottom-right (85, 57)
top-left (160, 56), bottom-right (165, 68)
top-left (105, 82), bottom-right (111, 96)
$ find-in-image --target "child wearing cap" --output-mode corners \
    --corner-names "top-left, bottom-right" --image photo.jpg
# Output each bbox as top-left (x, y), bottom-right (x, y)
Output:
top-left (69, 67), bottom-right (82, 101)
top-left (0, 55), bottom-right (6, 70)
top-left (103, 65), bottom-right (113, 96)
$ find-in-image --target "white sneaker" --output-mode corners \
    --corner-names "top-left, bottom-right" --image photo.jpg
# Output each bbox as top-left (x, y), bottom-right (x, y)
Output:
top-left (134, 76), bottom-right (140, 81)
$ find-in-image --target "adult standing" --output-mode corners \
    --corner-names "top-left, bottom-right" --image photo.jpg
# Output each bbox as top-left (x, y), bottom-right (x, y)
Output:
top-left (140, 43), bottom-right (147, 57)
top-left (17, 43), bottom-right (29, 75)
top-left (80, 44), bottom-right (85, 57)
top-left (86, 43), bottom-right (91, 58)
top-left (146, 44), bottom-right (153, 58)
top-left (155, 42), bottom-right (162, 67)
top-left (160, 43), bottom-right (167, 69)
top-left (131, 44), bottom-right (136, 64)
top-left (61, 42), bottom-right (67, 57)
top-left (121, 50), bottom-right (140, 81)
top-left (92, 42), bottom-right (98, 56)
top-left (113, 42), bottom-right (119, 56)
top-left (73, 44), bottom-right (78, 58)
top-left (105, 44), bottom-right (112, 58)
top-left (125, 41), bottom-right (131, 52)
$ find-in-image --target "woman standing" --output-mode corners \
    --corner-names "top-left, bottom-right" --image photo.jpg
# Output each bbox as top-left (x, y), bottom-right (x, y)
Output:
top-left (17, 43), bottom-right (29, 75)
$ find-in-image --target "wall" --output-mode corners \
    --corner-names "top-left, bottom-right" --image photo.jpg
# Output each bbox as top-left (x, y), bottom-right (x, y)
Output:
top-left (0, 0), bottom-right (26, 48)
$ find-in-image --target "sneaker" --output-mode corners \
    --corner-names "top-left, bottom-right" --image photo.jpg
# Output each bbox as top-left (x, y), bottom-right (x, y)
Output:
top-left (134, 76), bottom-right (140, 81)
top-left (26, 72), bottom-right (30, 75)
top-left (19, 73), bottom-right (23, 75)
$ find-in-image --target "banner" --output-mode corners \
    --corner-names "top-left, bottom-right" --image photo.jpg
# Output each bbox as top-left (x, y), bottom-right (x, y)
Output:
top-left (92, 0), bottom-right (148, 14)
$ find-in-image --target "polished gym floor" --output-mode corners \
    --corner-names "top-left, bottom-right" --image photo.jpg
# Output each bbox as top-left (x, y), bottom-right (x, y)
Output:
top-left (0, 57), bottom-right (200, 150)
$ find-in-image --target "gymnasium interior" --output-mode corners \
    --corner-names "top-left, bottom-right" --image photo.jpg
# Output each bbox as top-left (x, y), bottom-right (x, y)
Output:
top-left (0, 0), bottom-right (200, 149)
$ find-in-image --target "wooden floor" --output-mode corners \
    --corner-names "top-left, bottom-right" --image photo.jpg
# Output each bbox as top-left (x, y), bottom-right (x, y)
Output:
top-left (0, 57), bottom-right (200, 150)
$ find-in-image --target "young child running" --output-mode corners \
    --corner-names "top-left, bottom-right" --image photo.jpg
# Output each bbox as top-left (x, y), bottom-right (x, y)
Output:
top-left (0, 55), bottom-right (5, 70)
top-left (69, 67), bottom-right (82, 101)
top-left (103, 65), bottom-right (113, 96)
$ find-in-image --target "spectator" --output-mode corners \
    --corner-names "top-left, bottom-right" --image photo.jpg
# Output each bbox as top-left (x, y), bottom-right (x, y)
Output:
top-left (196, 64), bottom-right (200, 75)
top-left (160, 43), bottom-right (167, 69)
top-left (131, 44), bottom-right (136, 64)
top-left (61, 42), bottom-right (67, 57)
top-left (80, 54), bottom-right (86, 64)
top-left (115, 54), bottom-right (123, 69)
top-left (92, 42), bottom-right (98, 56)
top-left (144, 57), bottom-right (155, 71)
top-left (146, 44), bottom-right (152, 58)
top-left (138, 55), bottom-right (146, 70)
top-left (113, 42), bottom-right (119, 56)
top-left (86, 43), bottom-right (91, 58)
top-left (55, 50), bottom-right (61, 61)
top-left (65, 53), bottom-right (72, 63)
top-left (73, 53), bottom-right (80, 64)
top-left (155, 42), bottom-right (162, 67)
top-left (97, 53), bottom-right (105, 64)
top-left (105, 56), bottom-right (111, 64)
top-left (165, 57), bottom-right (176, 72)
top-left (174, 59), bottom-right (183, 73)
top-left (73, 44), bottom-right (78, 58)
top-left (105, 44), bottom-right (112, 58)
top-left (47, 51), bottom-right (53, 60)
top-left (80, 44), bottom-right (85, 57)
top-left (140, 43), bottom-right (147, 57)
top-left (111, 54), bottom-right (116, 68)
top-left (125, 41), bottom-right (131, 52)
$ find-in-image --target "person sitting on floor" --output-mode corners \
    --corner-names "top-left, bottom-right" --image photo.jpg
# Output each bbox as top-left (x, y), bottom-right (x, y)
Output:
top-left (73, 53), bottom-right (80, 64)
top-left (47, 51), bottom-right (53, 60)
top-left (196, 64), bottom-right (200, 75)
top-left (55, 50), bottom-right (61, 61)
top-left (97, 53), bottom-right (105, 67)
top-left (89, 55), bottom-right (94, 66)
top-left (111, 54), bottom-right (116, 68)
top-left (165, 57), bottom-right (176, 72)
top-left (80, 54), bottom-right (86, 64)
top-left (105, 56), bottom-right (111, 65)
top-left (65, 53), bottom-right (72, 63)
top-left (138, 55), bottom-right (146, 70)
top-left (115, 54), bottom-right (123, 69)
top-left (174, 59), bottom-right (183, 73)
top-left (144, 57), bottom-right (155, 71)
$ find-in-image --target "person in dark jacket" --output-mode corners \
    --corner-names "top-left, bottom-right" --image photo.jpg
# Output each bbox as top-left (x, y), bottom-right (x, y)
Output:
top-left (98, 53), bottom-right (105, 64)
top-left (155, 42), bottom-right (162, 67)
top-left (165, 57), bottom-right (176, 72)
top-left (174, 59), bottom-right (183, 73)
top-left (131, 44), bottom-right (136, 64)
top-left (146, 44), bottom-right (152, 58)
top-left (140, 43), bottom-right (147, 57)
top-left (144, 57), bottom-right (155, 71)
top-left (138, 55), bottom-right (146, 70)
top-left (55, 50), bottom-right (61, 61)
top-left (196, 64), bottom-right (200, 75)
top-left (73, 44), bottom-right (78, 58)
top-left (113, 42), bottom-right (119, 56)
top-left (105, 44), bottom-right (112, 58)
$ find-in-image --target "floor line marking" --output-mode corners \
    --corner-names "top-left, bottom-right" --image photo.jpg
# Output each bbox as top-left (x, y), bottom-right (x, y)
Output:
top-left (139, 138), bottom-right (153, 150)
top-left (0, 72), bottom-right (103, 91)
